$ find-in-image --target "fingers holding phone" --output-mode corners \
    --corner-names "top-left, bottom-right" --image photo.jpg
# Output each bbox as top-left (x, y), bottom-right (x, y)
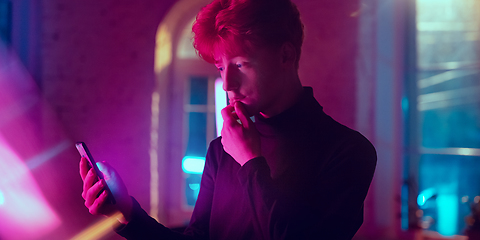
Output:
top-left (76, 143), bottom-right (133, 222)
top-left (76, 142), bottom-right (116, 204)
top-left (79, 156), bottom-right (116, 216)
top-left (83, 171), bottom-right (111, 215)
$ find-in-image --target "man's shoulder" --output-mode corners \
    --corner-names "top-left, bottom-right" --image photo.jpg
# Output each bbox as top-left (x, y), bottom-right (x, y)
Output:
top-left (207, 136), bottom-right (229, 161)
top-left (209, 136), bottom-right (223, 148)
top-left (329, 120), bottom-right (375, 152)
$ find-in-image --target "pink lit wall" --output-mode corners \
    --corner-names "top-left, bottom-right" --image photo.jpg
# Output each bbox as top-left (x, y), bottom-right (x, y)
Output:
top-left (39, 0), bottom-right (176, 213)
top-left (297, 0), bottom-right (360, 129)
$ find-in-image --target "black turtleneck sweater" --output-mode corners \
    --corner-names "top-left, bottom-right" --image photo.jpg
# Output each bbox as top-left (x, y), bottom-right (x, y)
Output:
top-left (117, 87), bottom-right (377, 240)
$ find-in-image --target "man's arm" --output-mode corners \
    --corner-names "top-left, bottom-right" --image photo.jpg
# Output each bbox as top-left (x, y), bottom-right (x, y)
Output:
top-left (79, 158), bottom-right (208, 240)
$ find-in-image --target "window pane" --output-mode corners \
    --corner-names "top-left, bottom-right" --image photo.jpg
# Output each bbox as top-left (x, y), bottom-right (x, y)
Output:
top-left (421, 103), bottom-right (480, 149)
top-left (0, 0), bottom-right (11, 44)
top-left (185, 112), bottom-right (207, 157)
top-left (190, 76), bottom-right (208, 105)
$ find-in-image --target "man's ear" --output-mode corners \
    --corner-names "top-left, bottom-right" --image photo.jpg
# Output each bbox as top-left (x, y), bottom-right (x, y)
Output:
top-left (281, 42), bottom-right (296, 66)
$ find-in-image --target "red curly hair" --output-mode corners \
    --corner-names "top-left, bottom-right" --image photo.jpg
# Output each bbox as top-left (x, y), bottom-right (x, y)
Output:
top-left (192, 0), bottom-right (304, 68)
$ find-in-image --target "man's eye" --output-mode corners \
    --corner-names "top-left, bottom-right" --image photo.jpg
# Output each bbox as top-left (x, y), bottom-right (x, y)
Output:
top-left (217, 66), bottom-right (224, 72)
top-left (236, 63), bottom-right (242, 68)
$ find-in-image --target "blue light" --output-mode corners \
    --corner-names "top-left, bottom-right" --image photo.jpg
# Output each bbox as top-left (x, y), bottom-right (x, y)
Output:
top-left (188, 183), bottom-right (200, 191)
top-left (182, 156), bottom-right (205, 174)
top-left (437, 194), bottom-right (457, 236)
top-left (0, 190), bottom-right (4, 205)
top-left (401, 96), bottom-right (409, 113)
top-left (215, 78), bottom-right (227, 137)
top-left (417, 188), bottom-right (436, 207)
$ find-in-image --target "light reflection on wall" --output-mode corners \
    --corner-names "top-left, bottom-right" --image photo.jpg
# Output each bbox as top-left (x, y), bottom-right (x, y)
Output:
top-left (0, 137), bottom-right (61, 239)
top-left (0, 44), bottom-right (61, 239)
top-left (150, 21), bottom-right (173, 221)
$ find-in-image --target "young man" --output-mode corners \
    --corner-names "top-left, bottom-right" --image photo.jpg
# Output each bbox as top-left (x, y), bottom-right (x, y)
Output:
top-left (80, 0), bottom-right (377, 239)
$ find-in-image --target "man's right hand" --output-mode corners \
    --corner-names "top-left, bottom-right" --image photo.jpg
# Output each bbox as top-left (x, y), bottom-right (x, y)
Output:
top-left (79, 157), bottom-right (133, 224)
top-left (220, 101), bottom-right (262, 166)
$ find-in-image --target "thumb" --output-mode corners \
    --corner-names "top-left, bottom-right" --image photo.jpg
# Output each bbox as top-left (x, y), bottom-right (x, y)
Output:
top-left (97, 161), bottom-right (133, 221)
top-left (96, 161), bottom-right (113, 179)
top-left (97, 161), bottom-right (127, 196)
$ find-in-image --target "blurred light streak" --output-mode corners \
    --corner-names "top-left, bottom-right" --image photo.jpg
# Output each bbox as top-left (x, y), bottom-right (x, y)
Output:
top-left (417, 22), bottom-right (478, 32)
top-left (149, 91), bottom-right (160, 220)
top-left (420, 147), bottom-right (480, 157)
top-left (418, 61), bottom-right (479, 71)
top-left (417, 69), bottom-right (478, 89)
top-left (0, 137), bottom-right (61, 239)
top-left (418, 86), bottom-right (480, 103)
top-left (151, 21), bottom-right (173, 220)
top-left (70, 212), bottom-right (123, 240)
top-left (25, 139), bottom-right (71, 170)
top-left (182, 156), bottom-right (205, 174)
top-left (0, 44), bottom-right (63, 239)
top-left (154, 23), bottom-right (172, 74)
top-left (417, 85), bottom-right (480, 110)
top-left (215, 78), bottom-right (227, 137)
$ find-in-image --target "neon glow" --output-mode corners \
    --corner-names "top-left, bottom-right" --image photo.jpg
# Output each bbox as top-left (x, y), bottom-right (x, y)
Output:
top-left (151, 20), bottom-right (173, 220)
top-left (182, 156), bottom-right (205, 174)
top-left (189, 183), bottom-right (200, 191)
top-left (417, 188), bottom-right (436, 207)
top-left (154, 24), bottom-right (172, 74)
top-left (25, 140), bottom-right (71, 170)
top-left (149, 91), bottom-right (161, 220)
top-left (0, 139), bottom-right (61, 239)
top-left (215, 77), bottom-right (227, 137)
top-left (0, 190), bottom-right (4, 205)
top-left (71, 212), bottom-right (123, 240)
top-left (0, 44), bottom-right (61, 239)
top-left (436, 194), bottom-right (458, 236)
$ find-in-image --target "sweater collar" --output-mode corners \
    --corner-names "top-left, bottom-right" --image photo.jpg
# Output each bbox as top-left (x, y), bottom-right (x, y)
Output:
top-left (255, 87), bottom-right (322, 133)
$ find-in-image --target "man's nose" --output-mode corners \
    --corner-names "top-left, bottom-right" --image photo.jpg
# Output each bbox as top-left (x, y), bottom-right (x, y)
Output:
top-left (222, 66), bottom-right (240, 91)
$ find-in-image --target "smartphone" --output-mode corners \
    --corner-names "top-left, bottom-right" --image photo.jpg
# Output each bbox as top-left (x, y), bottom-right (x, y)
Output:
top-left (76, 142), bottom-right (116, 204)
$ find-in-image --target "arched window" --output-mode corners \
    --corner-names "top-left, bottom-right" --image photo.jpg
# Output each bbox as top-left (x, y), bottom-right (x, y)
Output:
top-left (175, 17), bottom-right (221, 207)
top-left (152, 0), bottom-right (223, 227)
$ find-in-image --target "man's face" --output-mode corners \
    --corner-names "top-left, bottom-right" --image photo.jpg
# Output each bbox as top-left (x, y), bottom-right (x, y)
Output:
top-left (214, 45), bottom-right (285, 117)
